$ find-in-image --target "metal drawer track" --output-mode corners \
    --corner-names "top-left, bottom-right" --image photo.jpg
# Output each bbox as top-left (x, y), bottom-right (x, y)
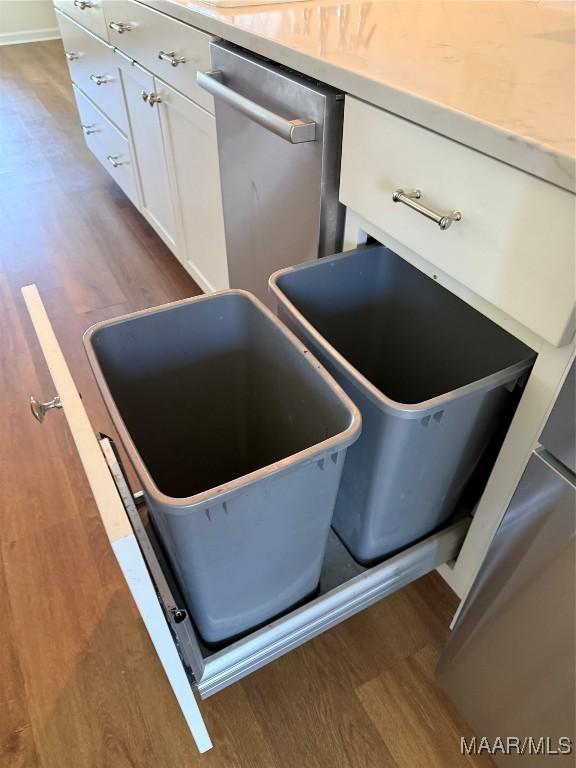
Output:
top-left (101, 434), bottom-right (468, 699)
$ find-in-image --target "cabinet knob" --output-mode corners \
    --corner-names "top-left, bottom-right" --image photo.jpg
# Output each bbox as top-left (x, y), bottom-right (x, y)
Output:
top-left (30, 395), bottom-right (62, 423)
top-left (158, 50), bottom-right (186, 68)
top-left (89, 73), bottom-right (110, 86)
top-left (108, 21), bottom-right (132, 34)
top-left (147, 92), bottom-right (162, 108)
top-left (81, 123), bottom-right (98, 135)
top-left (107, 155), bottom-right (126, 168)
top-left (73, 0), bottom-right (93, 8)
top-left (65, 51), bottom-right (79, 61)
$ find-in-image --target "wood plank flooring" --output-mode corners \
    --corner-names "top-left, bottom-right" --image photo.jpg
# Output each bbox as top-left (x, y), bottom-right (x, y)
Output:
top-left (0, 39), bottom-right (492, 768)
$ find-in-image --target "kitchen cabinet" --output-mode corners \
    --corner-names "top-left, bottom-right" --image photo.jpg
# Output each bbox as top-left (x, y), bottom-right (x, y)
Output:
top-left (46, 0), bottom-right (576, 755)
top-left (56, 0), bottom-right (109, 40)
top-left (156, 79), bottom-right (229, 292)
top-left (72, 84), bottom-right (139, 208)
top-left (341, 96), bottom-right (575, 606)
top-left (57, 9), bottom-right (128, 134)
top-left (104, 0), bottom-right (215, 114)
top-left (117, 58), bottom-right (178, 254)
top-left (117, 58), bottom-right (228, 291)
top-left (54, 1), bottom-right (228, 292)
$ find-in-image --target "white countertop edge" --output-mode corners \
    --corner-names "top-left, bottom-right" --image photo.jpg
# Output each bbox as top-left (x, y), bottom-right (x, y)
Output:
top-left (141, 0), bottom-right (575, 193)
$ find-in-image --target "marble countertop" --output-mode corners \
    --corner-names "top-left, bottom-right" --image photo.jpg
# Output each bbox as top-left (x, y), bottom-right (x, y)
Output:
top-left (144, 0), bottom-right (575, 191)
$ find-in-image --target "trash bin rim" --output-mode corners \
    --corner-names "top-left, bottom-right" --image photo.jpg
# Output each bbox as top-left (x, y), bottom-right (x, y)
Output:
top-left (269, 248), bottom-right (536, 419)
top-left (83, 289), bottom-right (362, 511)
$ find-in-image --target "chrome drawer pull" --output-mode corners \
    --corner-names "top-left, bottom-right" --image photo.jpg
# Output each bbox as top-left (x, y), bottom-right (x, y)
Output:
top-left (141, 89), bottom-right (150, 103)
top-left (392, 189), bottom-right (462, 231)
top-left (65, 51), bottom-right (79, 61)
top-left (107, 155), bottom-right (125, 168)
top-left (89, 73), bottom-right (110, 86)
top-left (108, 21), bottom-right (132, 34)
top-left (81, 123), bottom-right (99, 135)
top-left (158, 50), bottom-right (186, 67)
top-left (73, 0), bottom-right (93, 8)
top-left (30, 395), bottom-right (62, 423)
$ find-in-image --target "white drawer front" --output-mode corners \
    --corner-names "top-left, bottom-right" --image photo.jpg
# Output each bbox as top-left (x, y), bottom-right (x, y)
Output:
top-left (55, 0), bottom-right (108, 40)
top-left (57, 10), bottom-right (127, 134)
top-left (103, 0), bottom-right (214, 114)
top-left (20, 284), bottom-right (212, 754)
top-left (340, 96), bottom-right (575, 347)
top-left (73, 85), bottom-right (139, 208)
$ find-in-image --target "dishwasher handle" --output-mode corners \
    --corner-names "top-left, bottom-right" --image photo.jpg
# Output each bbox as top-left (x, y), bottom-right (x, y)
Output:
top-left (197, 70), bottom-right (317, 144)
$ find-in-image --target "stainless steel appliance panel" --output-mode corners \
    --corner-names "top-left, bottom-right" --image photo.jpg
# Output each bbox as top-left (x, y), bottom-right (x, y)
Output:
top-left (437, 451), bottom-right (576, 766)
top-left (207, 42), bottom-right (344, 307)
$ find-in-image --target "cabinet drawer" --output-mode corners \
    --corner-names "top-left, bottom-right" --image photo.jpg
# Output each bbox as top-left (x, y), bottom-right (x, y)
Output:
top-left (55, 0), bottom-right (108, 40)
top-left (340, 96), bottom-right (575, 347)
top-left (22, 283), bottom-right (467, 748)
top-left (103, 0), bottom-right (214, 114)
top-left (73, 85), bottom-right (139, 208)
top-left (57, 10), bottom-right (127, 134)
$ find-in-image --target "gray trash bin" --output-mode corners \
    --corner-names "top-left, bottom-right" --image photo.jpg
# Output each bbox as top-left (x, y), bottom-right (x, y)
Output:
top-left (84, 290), bottom-right (360, 643)
top-left (270, 245), bottom-right (536, 564)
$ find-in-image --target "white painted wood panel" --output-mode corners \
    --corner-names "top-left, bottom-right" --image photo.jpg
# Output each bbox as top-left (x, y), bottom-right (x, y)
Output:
top-left (73, 84), bottom-right (139, 208)
top-left (157, 78), bottom-right (229, 292)
top-left (21, 284), bottom-right (212, 754)
top-left (340, 96), bottom-right (575, 347)
top-left (56, 9), bottom-right (127, 133)
top-left (103, 0), bottom-right (214, 114)
top-left (118, 59), bottom-right (179, 253)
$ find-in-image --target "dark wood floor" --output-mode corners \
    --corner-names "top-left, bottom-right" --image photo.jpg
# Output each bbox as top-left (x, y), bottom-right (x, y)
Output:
top-left (0, 39), bottom-right (493, 768)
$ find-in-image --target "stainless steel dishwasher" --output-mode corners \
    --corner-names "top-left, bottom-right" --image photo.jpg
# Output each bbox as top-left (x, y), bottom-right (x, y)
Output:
top-left (197, 42), bottom-right (344, 306)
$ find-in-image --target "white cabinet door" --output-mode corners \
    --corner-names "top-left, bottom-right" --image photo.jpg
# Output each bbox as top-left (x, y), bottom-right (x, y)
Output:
top-left (118, 60), bottom-right (178, 254)
top-left (155, 78), bottom-right (229, 293)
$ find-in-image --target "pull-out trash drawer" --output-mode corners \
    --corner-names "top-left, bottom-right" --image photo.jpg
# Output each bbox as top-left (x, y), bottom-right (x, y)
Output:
top-left (23, 283), bottom-right (469, 752)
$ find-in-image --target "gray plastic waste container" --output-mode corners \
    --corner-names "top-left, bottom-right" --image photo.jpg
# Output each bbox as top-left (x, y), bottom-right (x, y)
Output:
top-left (270, 246), bottom-right (536, 564)
top-left (84, 291), bottom-right (361, 642)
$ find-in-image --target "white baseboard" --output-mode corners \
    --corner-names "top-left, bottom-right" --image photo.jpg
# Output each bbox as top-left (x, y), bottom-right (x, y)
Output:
top-left (0, 27), bottom-right (61, 46)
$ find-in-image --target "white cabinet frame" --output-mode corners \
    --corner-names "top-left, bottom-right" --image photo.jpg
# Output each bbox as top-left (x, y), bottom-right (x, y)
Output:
top-left (343, 208), bottom-right (576, 615)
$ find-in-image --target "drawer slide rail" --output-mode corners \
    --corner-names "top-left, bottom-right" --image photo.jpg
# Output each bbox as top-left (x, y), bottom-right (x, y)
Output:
top-left (100, 434), bottom-right (469, 699)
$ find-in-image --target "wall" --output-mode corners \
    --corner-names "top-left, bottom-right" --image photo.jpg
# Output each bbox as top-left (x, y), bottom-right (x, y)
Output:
top-left (0, 1), bottom-right (59, 46)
